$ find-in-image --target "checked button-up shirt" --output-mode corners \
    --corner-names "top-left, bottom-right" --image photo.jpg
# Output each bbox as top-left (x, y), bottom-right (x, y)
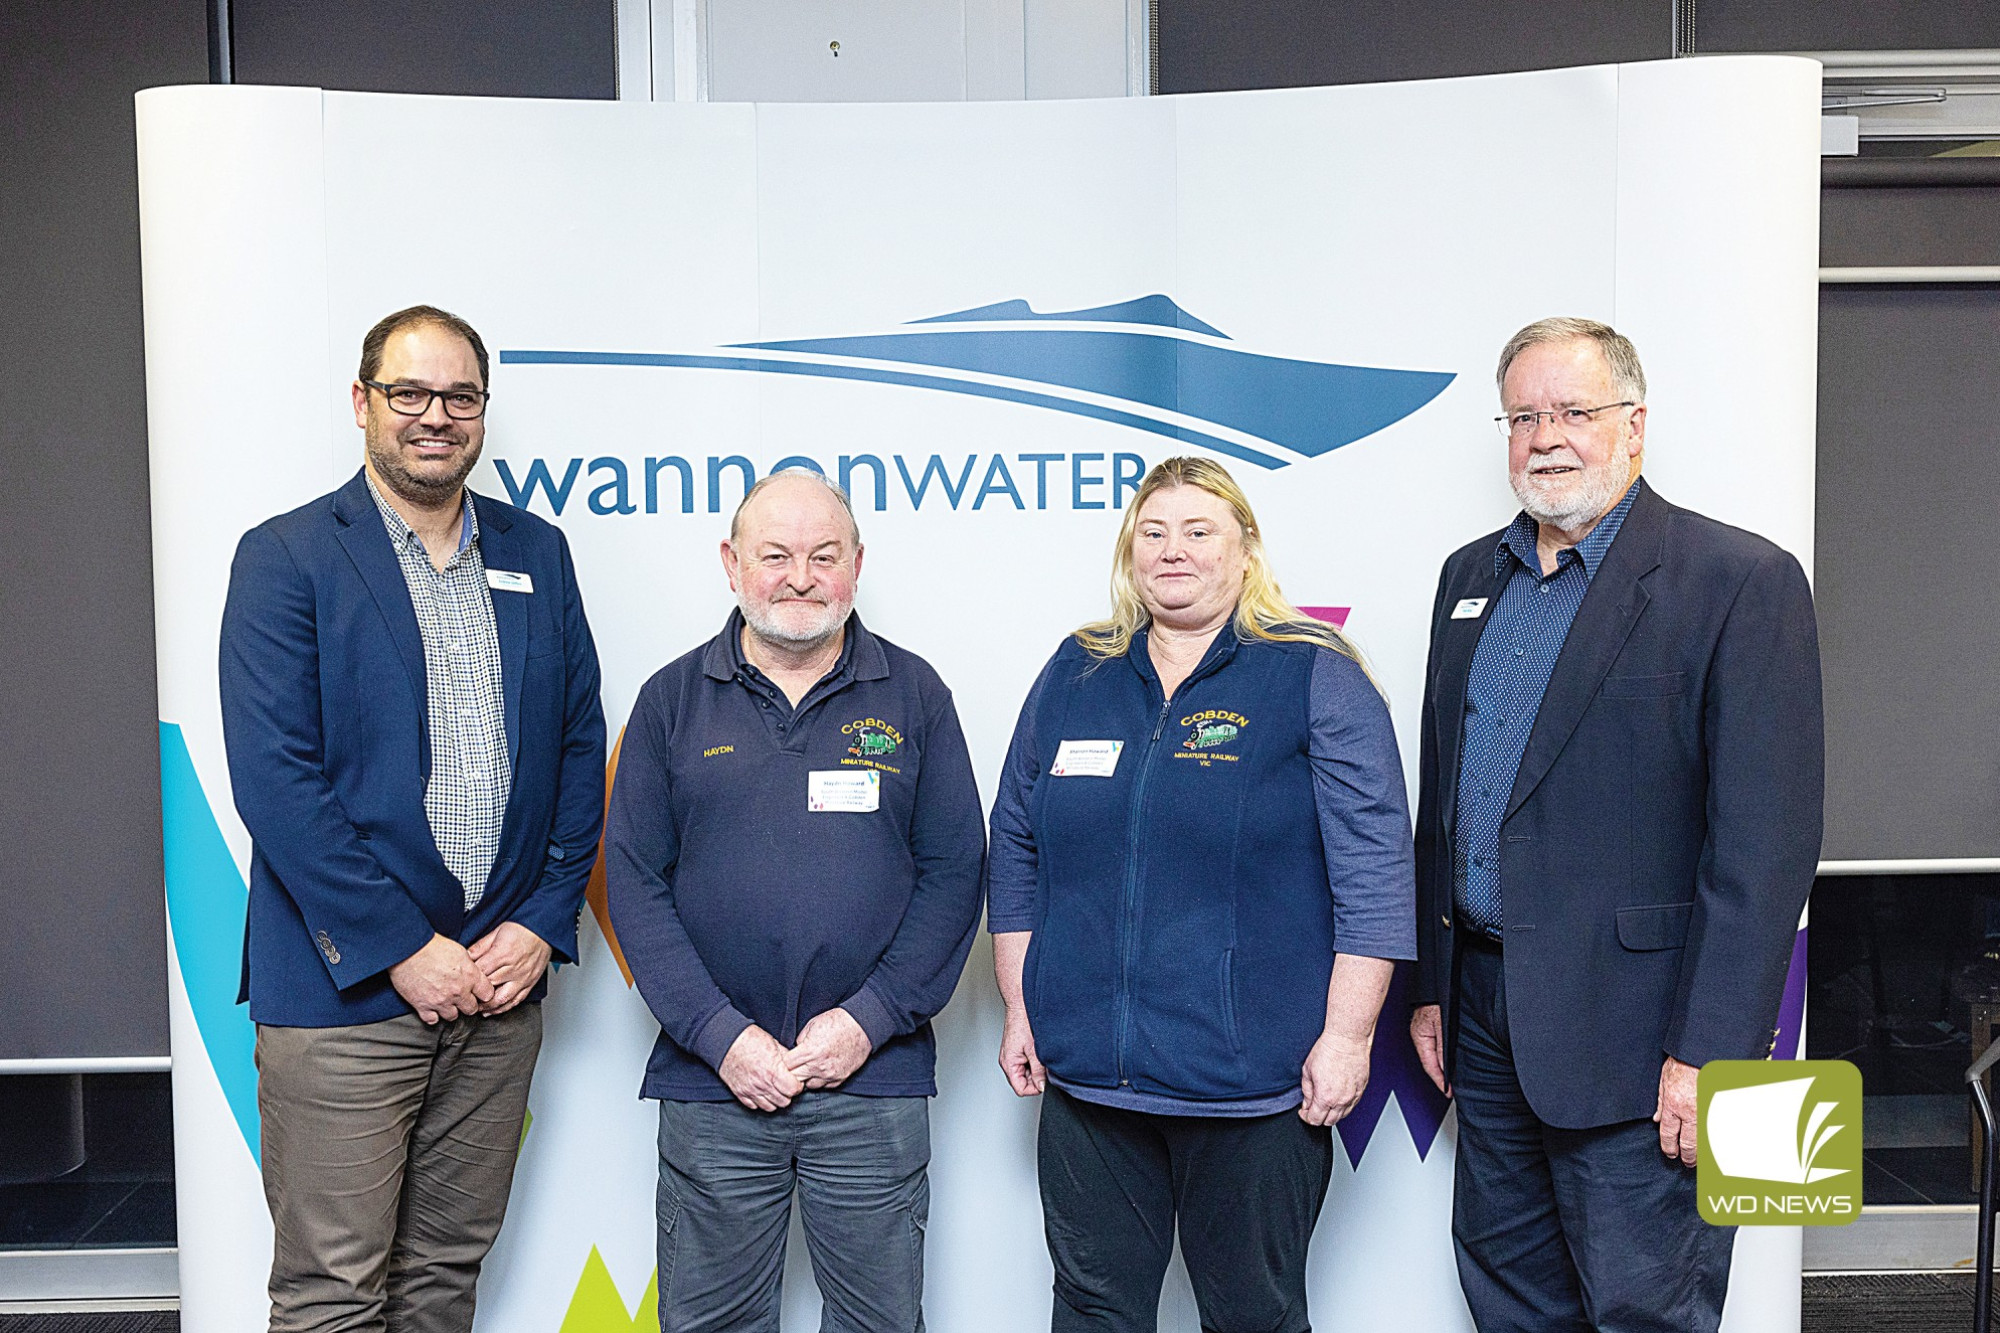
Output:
top-left (1453, 480), bottom-right (1641, 940)
top-left (366, 473), bottom-right (511, 911)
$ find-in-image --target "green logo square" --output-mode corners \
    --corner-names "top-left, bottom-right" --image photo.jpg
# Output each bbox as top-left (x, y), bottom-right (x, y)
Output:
top-left (1697, 1060), bottom-right (1863, 1226)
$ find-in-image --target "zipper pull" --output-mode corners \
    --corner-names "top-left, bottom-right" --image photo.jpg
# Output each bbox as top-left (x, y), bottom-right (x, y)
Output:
top-left (1152, 698), bottom-right (1171, 743)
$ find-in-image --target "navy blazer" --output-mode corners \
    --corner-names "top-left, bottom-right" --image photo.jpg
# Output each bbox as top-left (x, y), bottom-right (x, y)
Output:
top-left (220, 469), bottom-right (606, 1027)
top-left (1413, 481), bottom-right (1823, 1129)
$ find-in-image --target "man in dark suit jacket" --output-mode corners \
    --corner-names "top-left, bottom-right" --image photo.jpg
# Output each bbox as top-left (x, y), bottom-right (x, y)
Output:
top-left (219, 306), bottom-right (605, 1333)
top-left (1409, 318), bottom-right (1822, 1332)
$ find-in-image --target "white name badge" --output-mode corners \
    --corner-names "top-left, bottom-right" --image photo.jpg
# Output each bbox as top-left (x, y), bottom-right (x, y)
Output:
top-left (808, 769), bottom-right (880, 812)
top-left (1451, 597), bottom-right (1488, 620)
top-left (487, 569), bottom-right (535, 594)
top-left (1051, 739), bottom-right (1124, 778)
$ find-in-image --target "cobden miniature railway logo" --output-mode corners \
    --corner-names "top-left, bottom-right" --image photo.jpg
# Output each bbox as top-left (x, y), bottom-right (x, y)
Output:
top-left (843, 718), bottom-right (902, 759)
top-left (1697, 1060), bottom-right (1862, 1226)
top-left (1175, 709), bottom-right (1247, 765)
top-left (1183, 719), bottom-right (1240, 750)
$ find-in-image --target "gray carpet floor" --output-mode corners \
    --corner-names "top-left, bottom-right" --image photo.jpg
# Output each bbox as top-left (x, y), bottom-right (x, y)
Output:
top-left (1804, 1272), bottom-right (1990, 1332)
top-left (0, 1275), bottom-right (1989, 1331)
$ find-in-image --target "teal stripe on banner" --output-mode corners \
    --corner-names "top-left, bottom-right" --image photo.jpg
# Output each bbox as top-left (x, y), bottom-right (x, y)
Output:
top-left (158, 722), bottom-right (260, 1165)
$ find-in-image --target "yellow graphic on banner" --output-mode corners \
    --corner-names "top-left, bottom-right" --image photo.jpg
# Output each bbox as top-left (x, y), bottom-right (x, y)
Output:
top-left (559, 1247), bottom-right (657, 1332)
top-left (584, 729), bottom-right (636, 986)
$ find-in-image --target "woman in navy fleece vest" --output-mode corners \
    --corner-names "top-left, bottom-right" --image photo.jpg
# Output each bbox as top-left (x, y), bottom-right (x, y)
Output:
top-left (985, 456), bottom-right (1417, 1332)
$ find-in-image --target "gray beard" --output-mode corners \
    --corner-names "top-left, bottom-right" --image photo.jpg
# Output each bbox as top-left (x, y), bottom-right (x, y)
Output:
top-left (740, 597), bottom-right (847, 649)
top-left (1512, 460), bottom-right (1630, 536)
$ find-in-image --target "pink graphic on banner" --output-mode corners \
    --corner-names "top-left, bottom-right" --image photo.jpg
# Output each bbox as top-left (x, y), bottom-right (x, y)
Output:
top-left (1298, 606), bottom-right (1351, 629)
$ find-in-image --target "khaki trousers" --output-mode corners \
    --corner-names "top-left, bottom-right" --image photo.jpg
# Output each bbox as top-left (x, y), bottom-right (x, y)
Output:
top-left (256, 1006), bottom-right (542, 1333)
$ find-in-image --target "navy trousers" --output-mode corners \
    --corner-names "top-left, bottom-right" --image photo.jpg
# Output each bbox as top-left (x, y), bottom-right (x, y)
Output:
top-left (1450, 935), bottom-right (1735, 1333)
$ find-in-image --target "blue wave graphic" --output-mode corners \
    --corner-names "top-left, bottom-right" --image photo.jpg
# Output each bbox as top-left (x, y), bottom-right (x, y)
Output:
top-left (500, 298), bottom-right (1453, 471)
top-left (911, 295), bottom-right (1228, 338)
top-left (734, 328), bottom-right (1452, 464)
top-left (159, 722), bottom-right (260, 1165)
top-left (498, 351), bottom-right (1287, 470)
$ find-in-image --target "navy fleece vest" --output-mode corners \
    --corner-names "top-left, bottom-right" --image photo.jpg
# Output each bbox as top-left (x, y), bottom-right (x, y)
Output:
top-left (1021, 630), bottom-right (1333, 1102)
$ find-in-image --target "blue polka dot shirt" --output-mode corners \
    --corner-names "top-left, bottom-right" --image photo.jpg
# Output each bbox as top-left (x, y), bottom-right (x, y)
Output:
top-left (1454, 481), bottom-right (1641, 939)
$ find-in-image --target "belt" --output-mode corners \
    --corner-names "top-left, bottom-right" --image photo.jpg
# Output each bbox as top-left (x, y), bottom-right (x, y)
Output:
top-left (1456, 924), bottom-right (1503, 954)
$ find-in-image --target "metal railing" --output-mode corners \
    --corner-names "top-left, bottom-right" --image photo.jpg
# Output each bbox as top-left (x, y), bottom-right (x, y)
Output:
top-left (1966, 1037), bottom-right (2000, 1328)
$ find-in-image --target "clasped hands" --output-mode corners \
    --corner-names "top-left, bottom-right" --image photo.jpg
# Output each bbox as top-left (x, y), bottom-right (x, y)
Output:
top-left (718, 1009), bottom-right (873, 1112)
top-left (388, 923), bottom-right (552, 1025)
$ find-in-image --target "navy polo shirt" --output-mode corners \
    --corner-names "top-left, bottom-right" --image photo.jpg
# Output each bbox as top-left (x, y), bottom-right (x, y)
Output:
top-left (605, 610), bottom-right (986, 1101)
top-left (1454, 480), bottom-right (1641, 938)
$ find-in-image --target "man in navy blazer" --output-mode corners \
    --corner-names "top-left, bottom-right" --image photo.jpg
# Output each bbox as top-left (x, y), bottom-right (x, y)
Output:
top-left (1409, 318), bottom-right (1822, 1332)
top-left (220, 306), bottom-right (604, 1333)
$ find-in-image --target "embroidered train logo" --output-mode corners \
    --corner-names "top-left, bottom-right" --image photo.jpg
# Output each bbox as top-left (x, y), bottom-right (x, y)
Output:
top-left (1176, 709), bottom-right (1247, 765)
top-left (1183, 720), bottom-right (1239, 750)
top-left (842, 717), bottom-right (903, 760)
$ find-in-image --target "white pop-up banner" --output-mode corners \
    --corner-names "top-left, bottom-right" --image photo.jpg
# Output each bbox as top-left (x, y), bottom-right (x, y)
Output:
top-left (138, 57), bottom-right (1822, 1332)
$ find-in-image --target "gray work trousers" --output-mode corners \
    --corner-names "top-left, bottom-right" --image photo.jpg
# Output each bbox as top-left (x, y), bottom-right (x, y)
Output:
top-left (656, 1093), bottom-right (930, 1332)
top-left (256, 1006), bottom-right (543, 1333)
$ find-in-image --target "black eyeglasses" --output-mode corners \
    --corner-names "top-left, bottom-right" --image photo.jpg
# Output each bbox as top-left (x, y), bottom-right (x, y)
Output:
top-left (1494, 402), bottom-right (1633, 439)
top-left (363, 380), bottom-right (491, 420)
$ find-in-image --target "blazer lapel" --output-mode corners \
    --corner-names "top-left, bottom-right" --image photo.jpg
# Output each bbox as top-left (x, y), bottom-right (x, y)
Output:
top-left (474, 494), bottom-right (527, 771)
top-left (332, 473), bottom-right (427, 729)
top-left (1503, 483), bottom-right (1669, 822)
top-left (1433, 556), bottom-right (1512, 833)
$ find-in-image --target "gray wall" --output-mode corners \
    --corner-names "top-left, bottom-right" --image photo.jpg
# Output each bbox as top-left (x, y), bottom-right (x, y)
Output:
top-left (1157, 0), bottom-right (1671, 93)
top-left (0, 0), bottom-right (207, 1060)
top-left (1695, 0), bottom-right (2000, 52)
top-left (231, 0), bottom-right (615, 97)
top-left (1816, 279), bottom-right (2000, 862)
top-left (0, 0), bottom-right (614, 1063)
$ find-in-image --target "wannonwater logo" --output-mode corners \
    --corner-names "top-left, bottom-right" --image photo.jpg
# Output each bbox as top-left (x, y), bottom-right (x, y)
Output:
top-left (1698, 1060), bottom-right (1862, 1226)
top-left (492, 297), bottom-right (1454, 516)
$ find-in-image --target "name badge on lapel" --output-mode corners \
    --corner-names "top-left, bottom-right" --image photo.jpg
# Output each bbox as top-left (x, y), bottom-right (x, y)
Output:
top-left (487, 569), bottom-right (534, 594)
top-left (1451, 598), bottom-right (1488, 620)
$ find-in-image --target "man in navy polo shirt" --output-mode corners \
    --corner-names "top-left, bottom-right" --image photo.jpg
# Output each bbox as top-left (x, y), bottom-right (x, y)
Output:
top-left (606, 468), bottom-right (985, 1331)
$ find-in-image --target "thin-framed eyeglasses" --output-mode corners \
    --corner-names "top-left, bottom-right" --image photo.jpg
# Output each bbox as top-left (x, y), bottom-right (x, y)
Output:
top-left (1493, 401), bottom-right (1633, 439)
top-left (363, 380), bottom-right (491, 420)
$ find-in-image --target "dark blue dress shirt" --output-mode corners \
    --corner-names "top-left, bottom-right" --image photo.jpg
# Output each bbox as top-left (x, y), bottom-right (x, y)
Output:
top-left (1454, 481), bottom-right (1641, 938)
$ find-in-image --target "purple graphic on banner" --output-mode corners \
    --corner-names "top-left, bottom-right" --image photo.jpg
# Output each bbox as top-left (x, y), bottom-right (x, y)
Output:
top-left (1297, 602), bottom-right (1452, 1167)
top-left (1773, 927), bottom-right (1808, 1061)
top-left (1336, 961), bottom-right (1452, 1168)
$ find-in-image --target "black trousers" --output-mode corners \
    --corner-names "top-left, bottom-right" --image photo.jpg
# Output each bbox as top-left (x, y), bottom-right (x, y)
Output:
top-left (1451, 935), bottom-right (1735, 1333)
top-left (1037, 1085), bottom-right (1334, 1333)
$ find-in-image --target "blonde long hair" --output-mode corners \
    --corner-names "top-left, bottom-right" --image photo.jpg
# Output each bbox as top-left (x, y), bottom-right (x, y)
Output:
top-left (1073, 457), bottom-right (1368, 675)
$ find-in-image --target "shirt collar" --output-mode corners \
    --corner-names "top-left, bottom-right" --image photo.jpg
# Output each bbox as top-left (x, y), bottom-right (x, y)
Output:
top-left (364, 470), bottom-right (478, 557)
top-left (1492, 477), bottom-right (1643, 581)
